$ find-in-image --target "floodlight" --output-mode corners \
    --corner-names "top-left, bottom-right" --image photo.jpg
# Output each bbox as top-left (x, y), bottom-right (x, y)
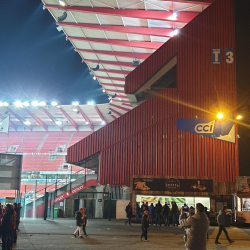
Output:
top-left (3, 102), bottom-right (9, 106)
top-left (217, 113), bottom-right (224, 119)
top-left (93, 76), bottom-right (97, 80)
top-left (59, 0), bottom-right (66, 6)
top-left (0, 102), bottom-right (3, 107)
top-left (236, 115), bottom-right (243, 120)
top-left (24, 121), bottom-right (31, 125)
top-left (119, 98), bottom-right (122, 101)
top-left (23, 101), bottom-right (30, 107)
top-left (51, 101), bottom-right (58, 106)
top-left (132, 60), bottom-right (140, 66)
top-left (39, 101), bottom-right (47, 106)
top-left (101, 121), bottom-right (105, 125)
top-left (102, 89), bottom-right (105, 93)
top-left (14, 101), bottom-right (23, 108)
top-left (31, 101), bottom-right (39, 107)
top-left (87, 101), bottom-right (95, 105)
top-left (73, 108), bottom-right (78, 112)
top-left (72, 101), bottom-right (79, 106)
top-left (170, 29), bottom-right (179, 37)
top-left (56, 121), bottom-right (62, 125)
top-left (86, 122), bottom-right (89, 124)
top-left (110, 99), bottom-right (113, 103)
top-left (56, 25), bottom-right (63, 32)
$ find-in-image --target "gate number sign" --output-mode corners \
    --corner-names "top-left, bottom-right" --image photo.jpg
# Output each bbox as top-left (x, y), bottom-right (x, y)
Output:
top-left (212, 48), bottom-right (234, 65)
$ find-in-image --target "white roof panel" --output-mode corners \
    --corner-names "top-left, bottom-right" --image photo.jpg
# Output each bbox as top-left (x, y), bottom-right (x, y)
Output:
top-left (81, 29), bottom-right (106, 39)
top-left (127, 34), bottom-right (151, 42)
top-left (97, 14), bottom-right (124, 25)
top-left (63, 27), bottom-right (85, 37)
top-left (150, 36), bottom-right (169, 43)
top-left (105, 31), bottom-right (128, 40)
top-left (91, 0), bottom-right (118, 8)
top-left (90, 43), bottom-right (113, 51)
top-left (148, 19), bottom-right (174, 29)
top-left (80, 53), bottom-right (99, 60)
top-left (71, 41), bottom-right (92, 50)
top-left (96, 54), bottom-right (117, 61)
top-left (117, 0), bottom-right (145, 10)
top-left (110, 45), bottom-right (132, 53)
top-left (122, 17), bottom-right (148, 27)
top-left (73, 12), bottom-right (99, 24)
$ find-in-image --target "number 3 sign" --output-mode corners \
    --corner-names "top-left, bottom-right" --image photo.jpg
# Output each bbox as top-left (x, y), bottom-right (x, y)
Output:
top-left (225, 48), bottom-right (234, 64)
top-left (212, 48), bottom-right (234, 65)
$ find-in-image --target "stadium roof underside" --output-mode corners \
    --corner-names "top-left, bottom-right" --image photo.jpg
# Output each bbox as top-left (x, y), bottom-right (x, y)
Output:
top-left (42, 0), bottom-right (213, 106)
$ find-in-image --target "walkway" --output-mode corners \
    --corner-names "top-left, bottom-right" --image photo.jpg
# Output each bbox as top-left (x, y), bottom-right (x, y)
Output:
top-left (12, 218), bottom-right (250, 250)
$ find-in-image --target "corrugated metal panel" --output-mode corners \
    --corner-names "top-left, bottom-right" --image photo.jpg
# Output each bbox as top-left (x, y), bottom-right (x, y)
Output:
top-left (67, 0), bottom-right (238, 185)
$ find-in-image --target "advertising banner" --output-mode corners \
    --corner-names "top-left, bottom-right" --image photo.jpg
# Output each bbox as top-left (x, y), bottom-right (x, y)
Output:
top-left (236, 176), bottom-right (250, 196)
top-left (133, 177), bottom-right (213, 193)
top-left (177, 119), bottom-right (235, 143)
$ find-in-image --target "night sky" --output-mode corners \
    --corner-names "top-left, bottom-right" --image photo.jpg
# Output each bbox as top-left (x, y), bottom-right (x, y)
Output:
top-left (0, 0), bottom-right (108, 105)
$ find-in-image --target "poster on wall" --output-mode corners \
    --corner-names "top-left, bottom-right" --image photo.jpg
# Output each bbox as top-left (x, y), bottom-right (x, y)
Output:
top-left (236, 176), bottom-right (250, 195)
top-left (133, 178), bottom-right (213, 193)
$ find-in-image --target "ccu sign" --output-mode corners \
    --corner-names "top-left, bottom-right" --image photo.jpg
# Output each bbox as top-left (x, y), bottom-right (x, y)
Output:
top-left (177, 119), bottom-right (235, 143)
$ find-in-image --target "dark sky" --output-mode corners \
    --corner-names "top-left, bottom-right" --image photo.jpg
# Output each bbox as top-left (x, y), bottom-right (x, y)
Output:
top-left (0, 0), bottom-right (108, 105)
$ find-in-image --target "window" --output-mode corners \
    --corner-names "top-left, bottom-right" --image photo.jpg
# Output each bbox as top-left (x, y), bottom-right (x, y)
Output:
top-left (8, 145), bottom-right (19, 153)
top-left (56, 145), bottom-right (65, 153)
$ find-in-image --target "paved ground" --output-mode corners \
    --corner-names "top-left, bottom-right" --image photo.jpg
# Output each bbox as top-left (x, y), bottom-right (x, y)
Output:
top-left (10, 218), bottom-right (250, 250)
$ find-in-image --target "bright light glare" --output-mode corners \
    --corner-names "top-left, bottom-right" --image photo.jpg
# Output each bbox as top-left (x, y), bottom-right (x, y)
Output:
top-left (39, 101), bottom-right (46, 106)
top-left (73, 108), bottom-right (78, 112)
top-left (236, 115), bottom-right (243, 120)
top-left (102, 89), bottom-right (105, 93)
top-left (101, 121), bottom-right (105, 125)
top-left (56, 121), bottom-right (62, 125)
top-left (169, 11), bottom-right (177, 20)
top-left (24, 121), bottom-right (31, 125)
top-left (51, 101), bottom-right (58, 106)
top-left (14, 101), bottom-right (23, 108)
top-left (59, 0), bottom-right (66, 6)
top-left (3, 102), bottom-right (9, 106)
top-left (93, 76), bottom-right (96, 80)
top-left (23, 101), bottom-right (30, 107)
top-left (119, 98), bottom-right (122, 101)
top-left (87, 101), bottom-right (95, 105)
top-left (72, 101), bottom-right (79, 106)
top-left (170, 29), bottom-right (179, 37)
top-left (86, 122), bottom-right (89, 124)
top-left (217, 113), bottom-right (224, 119)
top-left (0, 102), bottom-right (3, 107)
top-left (32, 101), bottom-right (39, 107)
top-left (110, 99), bottom-right (113, 103)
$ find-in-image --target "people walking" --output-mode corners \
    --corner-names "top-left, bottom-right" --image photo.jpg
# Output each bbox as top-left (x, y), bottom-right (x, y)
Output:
top-left (125, 202), bottom-right (132, 226)
top-left (172, 202), bottom-right (179, 226)
top-left (1, 204), bottom-right (13, 250)
top-left (179, 203), bottom-right (210, 250)
top-left (155, 200), bottom-right (162, 226)
top-left (73, 208), bottom-right (84, 238)
top-left (163, 202), bottom-right (170, 226)
top-left (140, 210), bottom-right (149, 242)
top-left (135, 203), bottom-right (140, 224)
top-left (81, 208), bottom-right (88, 237)
top-left (148, 203), bottom-right (155, 225)
top-left (215, 206), bottom-right (235, 245)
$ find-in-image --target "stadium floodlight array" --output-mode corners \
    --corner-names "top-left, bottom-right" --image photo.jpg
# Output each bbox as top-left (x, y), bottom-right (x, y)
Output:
top-left (72, 101), bottom-right (79, 106)
top-left (87, 101), bottom-right (95, 106)
top-left (0, 102), bottom-right (9, 107)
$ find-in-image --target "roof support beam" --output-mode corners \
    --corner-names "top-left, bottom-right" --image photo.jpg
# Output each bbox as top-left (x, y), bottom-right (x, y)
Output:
top-left (84, 59), bottom-right (135, 68)
top-left (95, 69), bottom-right (131, 75)
top-left (108, 94), bottom-right (129, 99)
top-left (103, 89), bottom-right (125, 94)
top-left (24, 109), bottom-right (48, 132)
top-left (68, 37), bottom-right (162, 50)
top-left (58, 107), bottom-right (78, 132)
top-left (121, 103), bottom-right (133, 107)
top-left (94, 106), bottom-right (106, 125)
top-left (42, 108), bottom-right (63, 132)
top-left (0, 114), bottom-right (17, 132)
top-left (110, 115), bottom-right (116, 120)
top-left (110, 108), bottom-right (122, 117)
top-left (45, 5), bottom-right (200, 23)
top-left (75, 49), bottom-right (150, 60)
top-left (97, 77), bottom-right (124, 82)
top-left (76, 107), bottom-right (94, 132)
top-left (110, 99), bottom-right (131, 104)
top-left (59, 22), bottom-right (173, 37)
top-left (6, 108), bottom-right (32, 131)
top-left (110, 104), bottom-right (131, 112)
top-left (100, 83), bottom-right (124, 88)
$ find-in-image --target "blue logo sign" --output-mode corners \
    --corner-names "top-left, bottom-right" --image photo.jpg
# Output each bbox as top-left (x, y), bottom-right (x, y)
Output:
top-left (177, 119), bottom-right (235, 143)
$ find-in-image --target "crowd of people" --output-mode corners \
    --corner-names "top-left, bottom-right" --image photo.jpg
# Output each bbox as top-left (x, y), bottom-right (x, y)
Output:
top-left (125, 200), bottom-right (235, 249)
top-left (0, 203), bottom-right (21, 250)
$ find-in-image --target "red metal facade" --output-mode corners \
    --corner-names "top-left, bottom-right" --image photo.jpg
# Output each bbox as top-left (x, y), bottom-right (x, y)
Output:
top-left (67, 0), bottom-right (238, 185)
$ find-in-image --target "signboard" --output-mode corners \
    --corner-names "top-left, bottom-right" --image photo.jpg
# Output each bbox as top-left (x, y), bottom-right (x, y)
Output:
top-left (225, 48), bottom-right (234, 64)
top-left (133, 178), bottom-right (213, 193)
top-left (5, 197), bottom-right (15, 204)
top-left (60, 202), bottom-right (64, 207)
top-left (236, 176), bottom-right (250, 196)
top-left (98, 199), bottom-right (102, 202)
top-left (212, 49), bottom-right (221, 64)
top-left (0, 154), bottom-right (22, 190)
top-left (177, 119), bottom-right (235, 143)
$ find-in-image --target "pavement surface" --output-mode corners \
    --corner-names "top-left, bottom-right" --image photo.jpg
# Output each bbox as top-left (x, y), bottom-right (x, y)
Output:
top-left (9, 218), bottom-right (250, 250)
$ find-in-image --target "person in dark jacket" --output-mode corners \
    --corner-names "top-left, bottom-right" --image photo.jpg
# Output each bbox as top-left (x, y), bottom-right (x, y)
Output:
top-left (148, 203), bottom-right (155, 225)
top-left (140, 202), bottom-right (145, 214)
top-left (73, 208), bottom-right (84, 238)
top-left (215, 206), bottom-right (235, 244)
top-left (13, 203), bottom-right (20, 231)
top-left (2, 204), bottom-right (13, 250)
top-left (144, 202), bottom-right (149, 212)
top-left (172, 202), bottom-right (179, 226)
top-left (81, 208), bottom-right (88, 237)
top-left (125, 202), bottom-right (132, 226)
top-left (140, 210), bottom-right (149, 242)
top-left (155, 200), bottom-right (163, 226)
top-left (135, 203), bottom-right (140, 224)
top-left (163, 202), bottom-right (170, 226)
